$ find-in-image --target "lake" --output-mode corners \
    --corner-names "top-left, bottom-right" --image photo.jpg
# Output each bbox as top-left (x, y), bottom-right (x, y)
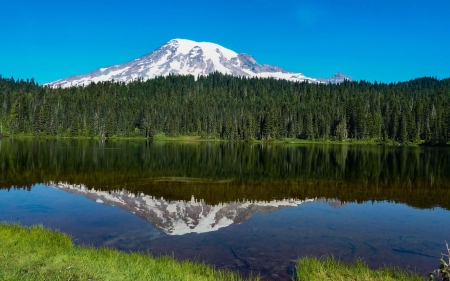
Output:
top-left (1, 138), bottom-right (449, 280)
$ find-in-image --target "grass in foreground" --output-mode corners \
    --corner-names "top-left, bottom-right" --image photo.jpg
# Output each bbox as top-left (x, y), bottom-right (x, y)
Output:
top-left (0, 223), bottom-right (252, 281)
top-left (1, 223), bottom-right (429, 281)
top-left (295, 256), bottom-right (424, 281)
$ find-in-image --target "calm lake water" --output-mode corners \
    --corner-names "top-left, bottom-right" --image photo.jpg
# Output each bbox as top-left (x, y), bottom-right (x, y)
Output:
top-left (1, 139), bottom-right (450, 280)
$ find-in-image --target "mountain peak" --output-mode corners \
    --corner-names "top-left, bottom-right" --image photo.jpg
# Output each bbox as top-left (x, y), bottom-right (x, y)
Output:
top-left (317, 72), bottom-right (353, 83)
top-left (167, 39), bottom-right (236, 58)
top-left (46, 39), bottom-right (350, 88)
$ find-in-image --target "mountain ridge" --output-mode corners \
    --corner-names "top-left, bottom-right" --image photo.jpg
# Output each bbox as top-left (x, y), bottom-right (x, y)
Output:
top-left (46, 39), bottom-right (352, 88)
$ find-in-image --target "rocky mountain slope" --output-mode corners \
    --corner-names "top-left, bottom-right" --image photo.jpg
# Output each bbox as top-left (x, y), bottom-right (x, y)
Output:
top-left (46, 39), bottom-right (352, 88)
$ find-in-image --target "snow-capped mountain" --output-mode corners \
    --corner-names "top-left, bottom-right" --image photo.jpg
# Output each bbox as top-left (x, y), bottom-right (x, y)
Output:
top-left (46, 39), bottom-right (351, 88)
top-left (50, 182), bottom-right (315, 235)
top-left (317, 72), bottom-right (353, 84)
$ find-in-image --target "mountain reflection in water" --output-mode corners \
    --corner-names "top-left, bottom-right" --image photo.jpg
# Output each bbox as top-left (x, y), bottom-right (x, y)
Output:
top-left (51, 182), bottom-right (315, 235)
top-left (1, 139), bottom-right (450, 280)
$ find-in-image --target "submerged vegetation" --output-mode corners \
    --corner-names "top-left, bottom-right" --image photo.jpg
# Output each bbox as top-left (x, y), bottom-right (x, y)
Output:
top-left (0, 223), bottom-right (252, 281)
top-left (0, 74), bottom-right (449, 144)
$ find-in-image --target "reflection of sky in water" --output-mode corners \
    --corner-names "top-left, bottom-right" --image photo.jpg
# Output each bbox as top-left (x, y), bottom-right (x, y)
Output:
top-left (1, 184), bottom-right (449, 280)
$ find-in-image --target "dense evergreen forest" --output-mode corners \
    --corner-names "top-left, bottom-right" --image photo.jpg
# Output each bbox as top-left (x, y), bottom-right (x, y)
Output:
top-left (0, 73), bottom-right (449, 144)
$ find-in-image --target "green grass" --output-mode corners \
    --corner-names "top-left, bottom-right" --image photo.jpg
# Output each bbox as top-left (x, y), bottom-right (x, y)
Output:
top-left (295, 256), bottom-right (423, 281)
top-left (152, 133), bottom-right (225, 142)
top-left (0, 223), bottom-right (254, 281)
top-left (279, 138), bottom-right (424, 146)
top-left (0, 223), bottom-right (432, 281)
top-left (153, 133), bottom-right (202, 141)
top-left (4, 133), bottom-right (430, 146)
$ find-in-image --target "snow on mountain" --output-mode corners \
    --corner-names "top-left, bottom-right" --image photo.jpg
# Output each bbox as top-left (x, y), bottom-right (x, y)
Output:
top-left (46, 39), bottom-right (351, 88)
top-left (317, 72), bottom-right (352, 84)
top-left (50, 182), bottom-right (315, 235)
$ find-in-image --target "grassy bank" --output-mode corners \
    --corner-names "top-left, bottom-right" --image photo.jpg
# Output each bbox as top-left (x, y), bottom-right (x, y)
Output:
top-left (3, 133), bottom-right (430, 146)
top-left (1, 223), bottom-right (429, 281)
top-left (0, 223), bottom-right (251, 281)
top-left (295, 256), bottom-right (423, 281)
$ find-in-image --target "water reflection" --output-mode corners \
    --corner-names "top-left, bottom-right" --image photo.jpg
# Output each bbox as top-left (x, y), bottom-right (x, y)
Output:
top-left (51, 182), bottom-right (315, 235)
top-left (2, 184), bottom-right (448, 280)
top-left (1, 138), bottom-right (449, 210)
top-left (1, 139), bottom-right (450, 279)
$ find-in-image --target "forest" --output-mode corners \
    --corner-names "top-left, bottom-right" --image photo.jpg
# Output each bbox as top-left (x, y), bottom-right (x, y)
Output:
top-left (0, 73), bottom-right (449, 144)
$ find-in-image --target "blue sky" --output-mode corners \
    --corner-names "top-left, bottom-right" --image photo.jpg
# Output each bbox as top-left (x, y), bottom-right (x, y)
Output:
top-left (1, 0), bottom-right (449, 84)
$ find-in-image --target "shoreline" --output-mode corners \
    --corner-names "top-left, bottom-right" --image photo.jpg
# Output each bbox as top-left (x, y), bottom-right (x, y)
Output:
top-left (1, 133), bottom-right (446, 147)
top-left (0, 223), bottom-right (427, 281)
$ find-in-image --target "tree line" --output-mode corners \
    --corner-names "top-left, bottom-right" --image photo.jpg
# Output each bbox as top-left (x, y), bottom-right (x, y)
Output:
top-left (0, 73), bottom-right (449, 144)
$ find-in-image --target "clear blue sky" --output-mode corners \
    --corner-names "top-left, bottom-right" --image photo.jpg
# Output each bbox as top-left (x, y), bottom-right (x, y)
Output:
top-left (1, 0), bottom-right (449, 84)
